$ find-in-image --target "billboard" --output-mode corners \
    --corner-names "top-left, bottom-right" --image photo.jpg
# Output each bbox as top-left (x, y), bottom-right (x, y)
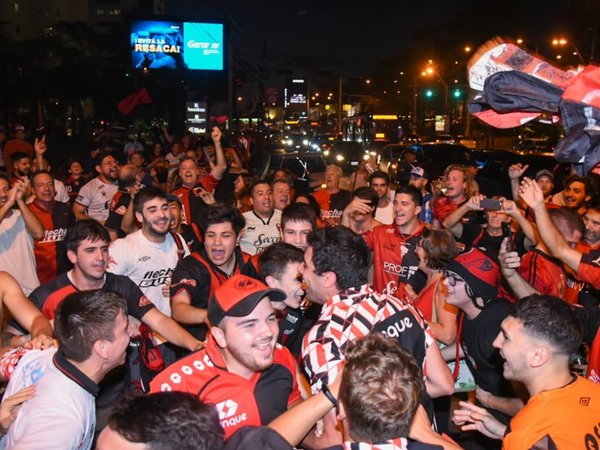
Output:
top-left (131, 20), bottom-right (224, 71)
top-left (186, 101), bottom-right (208, 134)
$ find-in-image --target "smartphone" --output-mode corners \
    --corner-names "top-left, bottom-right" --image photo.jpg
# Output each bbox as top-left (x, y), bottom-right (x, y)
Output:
top-left (502, 222), bottom-right (515, 252)
top-left (34, 126), bottom-right (45, 141)
top-left (480, 198), bottom-right (501, 210)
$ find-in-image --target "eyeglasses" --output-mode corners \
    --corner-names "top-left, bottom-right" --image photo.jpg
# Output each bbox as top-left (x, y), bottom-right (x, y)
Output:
top-left (442, 270), bottom-right (464, 287)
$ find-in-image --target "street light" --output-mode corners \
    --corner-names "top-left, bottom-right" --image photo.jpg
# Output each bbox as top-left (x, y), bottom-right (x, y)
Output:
top-left (552, 37), bottom-right (585, 65)
top-left (422, 64), bottom-right (449, 131)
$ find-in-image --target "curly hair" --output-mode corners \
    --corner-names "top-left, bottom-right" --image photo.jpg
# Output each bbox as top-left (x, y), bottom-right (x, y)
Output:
top-left (419, 228), bottom-right (458, 271)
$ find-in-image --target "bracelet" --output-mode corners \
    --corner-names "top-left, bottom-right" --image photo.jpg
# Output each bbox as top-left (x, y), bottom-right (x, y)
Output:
top-left (321, 383), bottom-right (338, 407)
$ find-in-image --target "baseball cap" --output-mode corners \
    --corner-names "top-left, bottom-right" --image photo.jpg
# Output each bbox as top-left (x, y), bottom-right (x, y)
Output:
top-left (410, 166), bottom-right (428, 179)
top-left (13, 124), bottom-right (25, 132)
top-left (444, 248), bottom-right (499, 305)
top-left (535, 169), bottom-right (554, 182)
top-left (207, 275), bottom-right (286, 325)
top-left (166, 193), bottom-right (182, 206)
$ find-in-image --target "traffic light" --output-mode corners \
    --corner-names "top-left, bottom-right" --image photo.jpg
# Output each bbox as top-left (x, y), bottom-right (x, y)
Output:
top-left (453, 88), bottom-right (462, 98)
top-left (425, 89), bottom-right (434, 98)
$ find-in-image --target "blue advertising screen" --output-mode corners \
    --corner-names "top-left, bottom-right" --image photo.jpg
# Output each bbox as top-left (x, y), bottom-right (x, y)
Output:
top-left (131, 20), bottom-right (223, 71)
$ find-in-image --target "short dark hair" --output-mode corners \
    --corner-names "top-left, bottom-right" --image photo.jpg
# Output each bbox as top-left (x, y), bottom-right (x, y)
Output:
top-left (307, 226), bottom-right (370, 290)
top-left (94, 151), bottom-right (115, 167)
top-left (271, 177), bottom-right (293, 189)
top-left (259, 242), bottom-right (304, 281)
top-left (352, 186), bottom-right (379, 217)
top-left (548, 207), bottom-right (585, 237)
top-left (199, 204), bottom-right (245, 237)
top-left (179, 156), bottom-right (197, 167)
top-left (65, 220), bottom-right (110, 253)
top-left (281, 203), bottom-right (317, 231)
top-left (55, 290), bottom-right (127, 362)
top-left (369, 170), bottom-right (390, 185)
top-left (107, 392), bottom-right (224, 450)
top-left (395, 185), bottom-right (423, 206)
top-left (249, 180), bottom-right (271, 197)
top-left (133, 186), bottom-right (168, 214)
top-left (340, 333), bottom-right (423, 442)
top-left (564, 174), bottom-right (591, 193)
top-left (31, 170), bottom-right (54, 184)
top-left (10, 151), bottom-right (29, 163)
top-left (419, 229), bottom-right (458, 270)
top-left (511, 295), bottom-right (583, 356)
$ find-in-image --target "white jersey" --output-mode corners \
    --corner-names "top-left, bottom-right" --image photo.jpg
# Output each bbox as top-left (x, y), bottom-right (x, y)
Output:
top-left (53, 179), bottom-right (70, 203)
top-left (108, 229), bottom-right (189, 316)
top-left (375, 200), bottom-right (394, 225)
top-left (75, 177), bottom-right (118, 222)
top-left (0, 349), bottom-right (96, 450)
top-left (0, 210), bottom-right (39, 295)
top-left (240, 209), bottom-right (281, 255)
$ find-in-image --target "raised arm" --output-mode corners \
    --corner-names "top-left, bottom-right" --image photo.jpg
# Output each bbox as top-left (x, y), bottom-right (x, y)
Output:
top-left (519, 177), bottom-right (582, 271)
top-left (210, 127), bottom-right (227, 180)
top-left (499, 238), bottom-right (538, 300)
top-left (508, 163), bottom-right (528, 207)
top-left (442, 194), bottom-right (484, 238)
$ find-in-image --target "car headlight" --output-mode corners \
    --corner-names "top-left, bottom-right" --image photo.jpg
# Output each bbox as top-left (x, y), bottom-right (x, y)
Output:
top-left (369, 151), bottom-right (377, 156)
top-left (311, 144), bottom-right (319, 150)
top-left (303, 139), bottom-right (309, 146)
top-left (287, 139), bottom-right (293, 146)
top-left (323, 150), bottom-right (330, 156)
top-left (336, 154), bottom-right (345, 161)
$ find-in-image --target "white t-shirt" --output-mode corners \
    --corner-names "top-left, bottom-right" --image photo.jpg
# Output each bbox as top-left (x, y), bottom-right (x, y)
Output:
top-left (375, 200), bottom-right (394, 225)
top-left (54, 179), bottom-right (70, 203)
top-left (75, 177), bottom-right (118, 222)
top-left (108, 229), bottom-right (189, 316)
top-left (240, 209), bottom-right (281, 255)
top-left (165, 151), bottom-right (183, 178)
top-left (0, 210), bottom-right (39, 295)
top-left (0, 349), bottom-right (96, 450)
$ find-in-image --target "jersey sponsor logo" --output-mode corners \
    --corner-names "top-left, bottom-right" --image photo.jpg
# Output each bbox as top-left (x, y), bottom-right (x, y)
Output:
top-left (380, 316), bottom-right (414, 339)
top-left (383, 262), bottom-right (418, 279)
top-left (320, 209), bottom-right (343, 219)
top-left (246, 227), bottom-right (256, 232)
top-left (39, 227), bottom-right (67, 243)
top-left (138, 256), bottom-right (151, 262)
top-left (252, 233), bottom-right (281, 250)
top-left (285, 314), bottom-right (299, 324)
top-left (216, 399), bottom-right (248, 429)
top-left (139, 268), bottom-right (174, 288)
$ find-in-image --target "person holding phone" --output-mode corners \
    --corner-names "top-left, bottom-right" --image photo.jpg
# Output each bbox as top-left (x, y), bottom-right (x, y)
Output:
top-left (442, 194), bottom-right (536, 262)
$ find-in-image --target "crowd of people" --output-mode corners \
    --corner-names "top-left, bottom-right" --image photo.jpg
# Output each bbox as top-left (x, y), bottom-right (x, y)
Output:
top-left (0, 121), bottom-right (599, 450)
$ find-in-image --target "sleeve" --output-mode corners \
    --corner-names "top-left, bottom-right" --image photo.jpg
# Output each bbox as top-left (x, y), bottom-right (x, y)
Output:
top-left (201, 174), bottom-right (220, 192)
top-left (104, 194), bottom-right (128, 232)
top-left (363, 227), bottom-right (376, 249)
top-left (301, 322), bottom-right (344, 394)
top-left (169, 256), bottom-right (209, 308)
top-left (116, 276), bottom-right (156, 320)
top-left (74, 182), bottom-right (92, 207)
top-left (576, 261), bottom-right (600, 290)
top-left (518, 256), bottom-right (554, 295)
top-left (54, 181), bottom-right (70, 203)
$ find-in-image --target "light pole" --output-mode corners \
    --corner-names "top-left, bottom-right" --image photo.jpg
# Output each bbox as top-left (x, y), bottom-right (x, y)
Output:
top-left (422, 66), bottom-right (449, 132)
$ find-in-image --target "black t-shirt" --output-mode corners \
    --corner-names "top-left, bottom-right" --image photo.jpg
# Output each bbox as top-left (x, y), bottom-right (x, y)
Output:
top-left (460, 298), bottom-right (514, 398)
top-left (460, 224), bottom-right (525, 262)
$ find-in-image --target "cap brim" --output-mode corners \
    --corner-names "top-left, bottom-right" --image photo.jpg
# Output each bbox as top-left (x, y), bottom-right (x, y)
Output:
top-left (208, 288), bottom-right (286, 325)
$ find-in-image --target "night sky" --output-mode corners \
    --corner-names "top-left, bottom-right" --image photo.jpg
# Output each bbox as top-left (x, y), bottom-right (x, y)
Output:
top-left (178, 0), bottom-right (596, 76)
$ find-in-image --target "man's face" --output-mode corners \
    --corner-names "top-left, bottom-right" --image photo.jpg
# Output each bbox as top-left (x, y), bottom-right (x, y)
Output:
top-left (268, 262), bottom-right (305, 310)
top-left (281, 220), bottom-right (313, 250)
top-left (493, 316), bottom-right (530, 381)
top-left (105, 311), bottom-right (133, 371)
top-left (32, 173), bottom-right (55, 203)
top-left (251, 183), bottom-right (273, 216)
top-left (583, 209), bottom-right (600, 245)
top-left (325, 168), bottom-right (340, 190)
top-left (393, 193), bottom-right (421, 229)
top-left (300, 246), bottom-right (328, 304)
top-left (171, 143), bottom-right (182, 155)
top-left (486, 209), bottom-right (511, 230)
top-left (97, 156), bottom-right (119, 182)
top-left (564, 181), bottom-right (589, 210)
top-left (536, 176), bottom-right (554, 198)
top-left (168, 201), bottom-right (182, 229)
top-left (15, 129), bottom-right (26, 140)
top-left (0, 179), bottom-right (9, 208)
top-left (408, 175), bottom-right (427, 191)
top-left (204, 222), bottom-right (238, 268)
top-left (138, 197), bottom-right (170, 238)
top-left (351, 197), bottom-right (374, 223)
top-left (272, 182), bottom-right (291, 210)
top-left (179, 159), bottom-right (199, 187)
top-left (129, 153), bottom-right (144, 167)
top-left (69, 238), bottom-right (109, 281)
top-left (14, 157), bottom-right (31, 176)
top-left (216, 298), bottom-right (278, 375)
top-left (370, 177), bottom-right (388, 199)
top-left (445, 169), bottom-right (466, 200)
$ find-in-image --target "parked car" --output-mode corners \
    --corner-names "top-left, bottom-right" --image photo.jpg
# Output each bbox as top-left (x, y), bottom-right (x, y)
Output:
top-left (261, 151), bottom-right (327, 194)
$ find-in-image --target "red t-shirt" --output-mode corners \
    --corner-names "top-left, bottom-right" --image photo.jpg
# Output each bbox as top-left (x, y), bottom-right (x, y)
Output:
top-left (171, 175), bottom-right (219, 226)
top-left (518, 249), bottom-right (567, 300)
top-left (150, 336), bottom-right (301, 439)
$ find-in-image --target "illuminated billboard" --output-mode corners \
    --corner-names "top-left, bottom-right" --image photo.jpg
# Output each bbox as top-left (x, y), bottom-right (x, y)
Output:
top-left (131, 20), bottom-right (224, 71)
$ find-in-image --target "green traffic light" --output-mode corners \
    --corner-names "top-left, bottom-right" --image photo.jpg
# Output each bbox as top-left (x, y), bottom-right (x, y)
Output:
top-left (453, 89), bottom-right (461, 98)
top-left (425, 89), bottom-right (434, 97)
